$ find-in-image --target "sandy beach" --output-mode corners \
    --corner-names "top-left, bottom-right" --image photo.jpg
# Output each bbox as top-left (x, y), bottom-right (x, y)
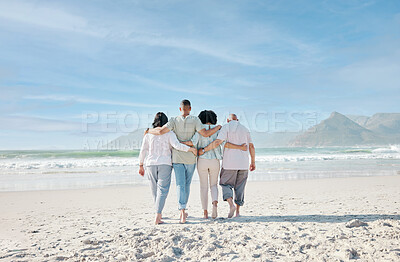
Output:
top-left (1, 175), bottom-right (399, 261)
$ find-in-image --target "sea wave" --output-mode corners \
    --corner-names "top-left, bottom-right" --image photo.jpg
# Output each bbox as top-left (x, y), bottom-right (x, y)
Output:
top-left (1, 146), bottom-right (400, 171)
top-left (371, 145), bottom-right (400, 154)
top-left (1, 152), bottom-right (399, 171)
top-left (255, 153), bottom-right (400, 163)
top-left (0, 150), bottom-right (139, 159)
top-left (339, 149), bottom-right (372, 154)
top-left (0, 157), bottom-right (140, 171)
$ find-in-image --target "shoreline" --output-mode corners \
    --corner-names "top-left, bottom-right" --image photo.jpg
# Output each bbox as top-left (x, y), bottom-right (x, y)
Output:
top-left (1, 171), bottom-right (399, 193)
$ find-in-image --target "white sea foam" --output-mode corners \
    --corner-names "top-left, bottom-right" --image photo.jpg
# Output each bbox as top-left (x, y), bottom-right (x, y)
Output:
top-left (1, 148), bottom-right (399, 191)
top-left (1, 147), bottom-right (400, 172)
top-left (0, 157), bottom-right (139, 172)
top-left (372, 145), bottom-right (400, 154)
top-left (255, 152), bottom-right (400, 163)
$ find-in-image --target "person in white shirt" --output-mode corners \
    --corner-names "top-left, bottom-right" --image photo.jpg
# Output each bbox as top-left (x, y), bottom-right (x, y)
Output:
top-left (139, 112), bottom-right (197, 225)
top-left (200, 114), bottom-right (256, 218)
top-left (183, 110), bottom-right (247, 219)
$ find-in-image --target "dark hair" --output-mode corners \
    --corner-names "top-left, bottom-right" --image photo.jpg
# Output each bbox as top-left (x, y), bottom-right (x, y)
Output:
top-left (198, 110), bottom-right (217, 125)
top-left (152, 112), bottom-right (168, 128)
top-left (180, 99), bottom-right (191, 107)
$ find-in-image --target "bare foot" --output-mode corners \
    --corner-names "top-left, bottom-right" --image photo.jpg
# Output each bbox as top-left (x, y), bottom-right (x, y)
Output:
top-left (212, 205), bottom-right (218, 219)
top-left (228, 205), bottom-right (236, 218)
top-left (236, 206), bottom-right (240, 217)
top-left (180, 211), bottom-right (187, 224)
top-left (155, 220), bottom-right (164, 225)
top-left (203, 210), bottom-right (208, 219)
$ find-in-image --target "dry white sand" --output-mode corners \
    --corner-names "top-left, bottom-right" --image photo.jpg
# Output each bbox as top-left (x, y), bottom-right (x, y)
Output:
top-left (1, 175), bottom-right (400, 261)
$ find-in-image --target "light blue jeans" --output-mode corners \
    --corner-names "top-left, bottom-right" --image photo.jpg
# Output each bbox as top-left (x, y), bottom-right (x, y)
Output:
top-left (146, 165), bottom-right (173, 214)
top-left (172, 163), bottom-right (196, 210)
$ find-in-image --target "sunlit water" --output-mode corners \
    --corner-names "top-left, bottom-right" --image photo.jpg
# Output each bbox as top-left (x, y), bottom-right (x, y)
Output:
top-left (1, 146), bottom-right (400, 191)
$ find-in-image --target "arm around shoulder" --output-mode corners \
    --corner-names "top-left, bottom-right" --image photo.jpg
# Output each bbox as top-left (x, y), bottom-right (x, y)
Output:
top-left (198, 125), bottom-right (221, 137)
top-left (147, 125), bottom-right (170, 135)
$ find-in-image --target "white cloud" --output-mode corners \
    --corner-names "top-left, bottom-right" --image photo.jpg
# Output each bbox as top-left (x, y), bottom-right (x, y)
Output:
top-left (125, 73), bottom-right (224, 95)
top-left (0, 115), bottom-right (80, 132)
top-left (0, 0), bottom-right (319, 68)
top-left (0, 1), bottom-right (93, 34)
top-left (24, 94), bottom-right (164, 108)
top-left (322, 0), bottom-right (376, 14)
top-left (334, 58), bottom-right (400, 89)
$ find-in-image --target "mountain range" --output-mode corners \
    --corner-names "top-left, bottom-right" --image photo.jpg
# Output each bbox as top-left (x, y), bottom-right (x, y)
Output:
top-left (105, 112), bottom-right (400, 149)
top-left (289, 112), bottom-right (400, 146)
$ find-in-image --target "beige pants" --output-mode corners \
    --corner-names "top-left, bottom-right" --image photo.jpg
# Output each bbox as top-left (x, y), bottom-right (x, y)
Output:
top-left (197, 158), bottom-right (220, 210)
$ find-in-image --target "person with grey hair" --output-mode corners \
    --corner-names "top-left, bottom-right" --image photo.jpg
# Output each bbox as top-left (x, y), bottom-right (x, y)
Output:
top-left (199, 113), bottom-right (256, 218)
top-left (182, 110), bottom-right (247, 219)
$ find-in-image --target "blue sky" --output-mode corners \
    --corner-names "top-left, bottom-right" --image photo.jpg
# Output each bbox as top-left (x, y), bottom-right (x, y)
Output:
top-left (0, 0), bottom-right (399, 149)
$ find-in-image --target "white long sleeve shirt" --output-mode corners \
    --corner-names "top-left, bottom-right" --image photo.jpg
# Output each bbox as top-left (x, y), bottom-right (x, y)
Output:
top-left (139, 131), bottom-right (191, 166)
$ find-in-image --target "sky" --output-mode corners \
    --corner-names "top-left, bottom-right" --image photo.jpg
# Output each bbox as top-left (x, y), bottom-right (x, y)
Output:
top-left (0, 0), bottom-right (399, 149)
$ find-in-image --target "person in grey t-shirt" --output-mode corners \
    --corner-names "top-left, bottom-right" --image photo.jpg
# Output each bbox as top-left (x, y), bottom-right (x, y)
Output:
top-left (146, 99), bottom-right (221, 223)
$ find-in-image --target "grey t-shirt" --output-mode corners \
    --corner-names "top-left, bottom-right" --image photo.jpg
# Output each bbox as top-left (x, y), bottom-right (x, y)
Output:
top-left (165, 115), bottom-right (202, 164)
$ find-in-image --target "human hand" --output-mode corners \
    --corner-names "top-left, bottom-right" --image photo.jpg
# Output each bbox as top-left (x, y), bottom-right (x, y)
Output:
top-left (249, 162), bottom-right (256, 171)
top-left (182, 141), bottom-right (192, 146)
top-left (143, 128), bottom-right (149, 136)
top-left (240, 143), bottom-right (248, 151)
top-left (189, 147), bottom-right (198, 156)
top-left (198, 148), bottom-right (205, 156)
top-left (139, 165), bottom-right (145, 176)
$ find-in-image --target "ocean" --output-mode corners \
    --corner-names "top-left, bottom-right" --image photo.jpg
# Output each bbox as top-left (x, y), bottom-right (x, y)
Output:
top-left (1, 146), bottom-right (399, 191)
